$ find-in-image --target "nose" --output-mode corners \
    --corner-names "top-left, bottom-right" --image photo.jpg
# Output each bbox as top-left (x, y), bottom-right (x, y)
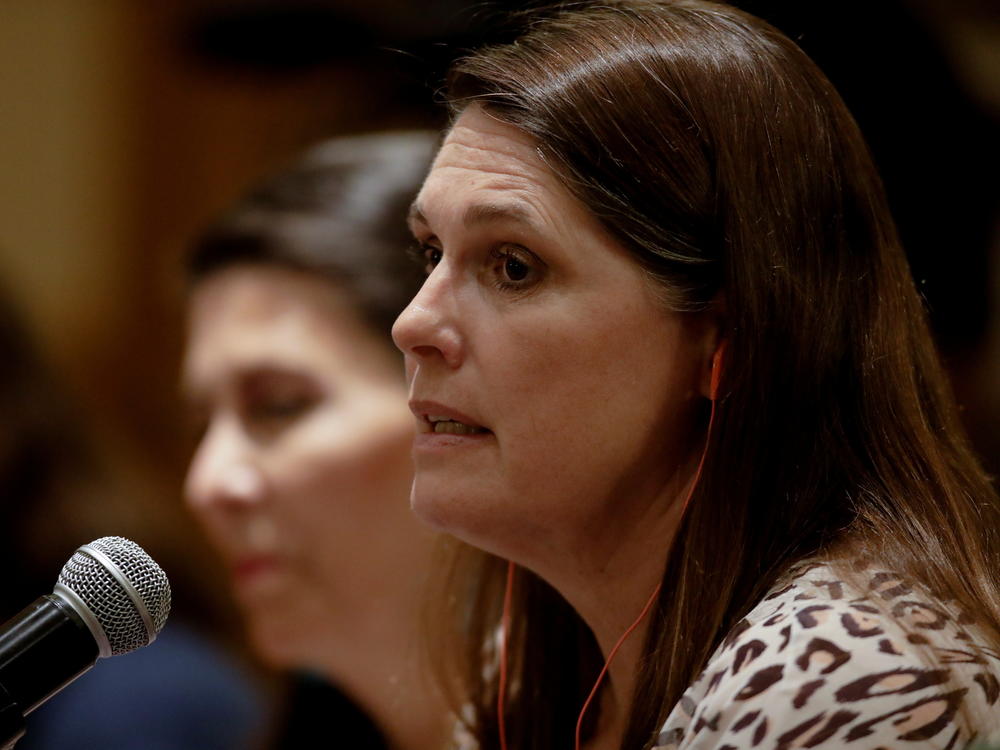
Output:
top-left (184, 416), bottom-right (266, 512)
top-left (392, 265), bottom-right (464, 369)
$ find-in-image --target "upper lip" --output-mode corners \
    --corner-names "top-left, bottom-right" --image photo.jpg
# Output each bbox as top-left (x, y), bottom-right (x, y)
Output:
top-left (408, 399), bottom-right (489, 431)
top-left (231, 553), bottom-right (279, 576)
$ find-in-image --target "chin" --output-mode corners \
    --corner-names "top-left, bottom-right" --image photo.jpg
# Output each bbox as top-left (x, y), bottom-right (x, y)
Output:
top-left (409, 476), bottom-right (484, 535)
top-left (248, 624), bottom-right (298, 668)
top-left (411, 480), bottom-right (528, 561)
top-left (246, 613), bottom-right (319, 669)
top-left (410, 487), bottom-right (453, 533)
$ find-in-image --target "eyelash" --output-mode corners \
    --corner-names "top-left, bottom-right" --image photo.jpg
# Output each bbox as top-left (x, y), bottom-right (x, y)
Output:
top-left (246, 394), bottom-right (315, 423)
top-left (488, 245), bottom-right (538, 292)
top-left (408, 240), bottom-right (543, 293)
top-left (407, 242), bottom-right (442, 276)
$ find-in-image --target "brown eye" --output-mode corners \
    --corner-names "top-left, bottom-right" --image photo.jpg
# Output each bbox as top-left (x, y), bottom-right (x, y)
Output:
top-left (489, 244), bottom-right (544, 292)
top-left (504, 256), bottom-right (529, 282)
top-left (406, 242), bottom-right (442, 275)
top-left (416, 243), bottom-right (442, 275)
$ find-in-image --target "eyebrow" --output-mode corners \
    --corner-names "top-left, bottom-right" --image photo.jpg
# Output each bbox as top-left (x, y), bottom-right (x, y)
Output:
top-left (181, 360), bottom-right (312, 394)
top-left (408, 200), bottom-right (540, 232)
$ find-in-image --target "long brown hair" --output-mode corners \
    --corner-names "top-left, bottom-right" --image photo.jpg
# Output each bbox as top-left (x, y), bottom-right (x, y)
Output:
top-left (423, 2), bottom-right (1000, 749)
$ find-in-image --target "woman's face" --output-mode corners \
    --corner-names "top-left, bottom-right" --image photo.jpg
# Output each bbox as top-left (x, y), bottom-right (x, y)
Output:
top-left (183, 265), bottom-right (422, 667)
top-left (392, 105), bottom-right (714, 571)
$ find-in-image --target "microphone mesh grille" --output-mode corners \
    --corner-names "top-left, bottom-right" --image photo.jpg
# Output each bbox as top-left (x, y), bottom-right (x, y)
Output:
top-left (57, 536), bottom-right (171, 656)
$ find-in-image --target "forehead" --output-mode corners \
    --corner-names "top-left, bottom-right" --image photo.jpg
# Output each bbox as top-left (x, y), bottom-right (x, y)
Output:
top-left (183, 266), bottom-right (384, 384)
top-left (432, 105), bottom-right (549, 179)
top-left (420, 107), bottom-right (564, 205)
top-left (189, 266), bottom-right (338, 339)
top-left (414, 104), bottom-right (606, 240)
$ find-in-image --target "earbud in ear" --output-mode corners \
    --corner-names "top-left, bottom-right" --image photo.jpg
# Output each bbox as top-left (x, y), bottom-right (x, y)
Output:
top-left (709, 341), bottom-right (726, 401)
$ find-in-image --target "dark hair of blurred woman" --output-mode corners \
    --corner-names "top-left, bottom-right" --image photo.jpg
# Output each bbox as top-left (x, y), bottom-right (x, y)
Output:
top-left (184, 130), bottom-right (445, 750)
top-left (188, 131), bottom-right (434, 339)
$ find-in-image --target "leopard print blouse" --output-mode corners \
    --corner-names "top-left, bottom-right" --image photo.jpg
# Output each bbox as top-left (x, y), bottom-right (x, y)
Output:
top-left (451, 560), bottom-right (1000, 749)
top-left (656, 560), bottom-right (1000, 749)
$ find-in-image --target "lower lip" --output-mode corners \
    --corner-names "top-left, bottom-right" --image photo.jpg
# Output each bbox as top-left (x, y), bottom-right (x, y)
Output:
top-left (414, 430), bottom-right (493, 451)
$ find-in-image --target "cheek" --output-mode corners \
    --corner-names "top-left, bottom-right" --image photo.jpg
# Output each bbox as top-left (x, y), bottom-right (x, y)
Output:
top-left (182, 463), bottom-right (236, 542)
top-left (270, 405), bottom-right (413, 534)
top-left (500, 308), bottom-right (693, 439)
top-left (483, 310), bottom-right (699, 508)
top-left (186, 509), bottom-right (232, 560)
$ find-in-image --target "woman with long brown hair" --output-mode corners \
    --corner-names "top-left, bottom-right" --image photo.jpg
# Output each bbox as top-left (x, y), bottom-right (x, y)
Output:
top-left (390, 1), bottom-right (1000, 748)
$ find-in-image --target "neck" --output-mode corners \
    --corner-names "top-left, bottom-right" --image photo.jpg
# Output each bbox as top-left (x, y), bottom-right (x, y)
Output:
top-left (570, 534), bottom-right (672, 747)
top-left (526, 457), bottom-right (697, 750)
top-left (577, 579), bottom-right (663, 750)
top-left (312, 579), bottom-right (447, 750)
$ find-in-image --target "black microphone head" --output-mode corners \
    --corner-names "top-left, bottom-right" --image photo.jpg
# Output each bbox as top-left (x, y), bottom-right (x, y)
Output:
top-left (53, 537), bottom-right (171, 658)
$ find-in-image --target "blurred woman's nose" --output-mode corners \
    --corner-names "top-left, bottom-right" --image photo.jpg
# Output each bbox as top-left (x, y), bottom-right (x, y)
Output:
top-left (391, 266), bottom-right (463, 369)
top-left (184, 417), bottom-right (266, 511)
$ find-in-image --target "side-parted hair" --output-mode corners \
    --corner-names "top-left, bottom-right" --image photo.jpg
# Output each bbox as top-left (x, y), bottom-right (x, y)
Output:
top-left (187, 130), bottom-right (438, 345)
top-left (425, 2), bottom-right (1000, 748)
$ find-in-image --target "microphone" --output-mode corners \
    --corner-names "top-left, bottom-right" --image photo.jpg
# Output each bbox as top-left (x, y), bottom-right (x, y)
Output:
top-left (0, 537), bottom-right (171, 748)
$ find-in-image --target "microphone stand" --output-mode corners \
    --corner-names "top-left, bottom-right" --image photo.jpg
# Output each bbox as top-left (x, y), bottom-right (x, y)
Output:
top-left (0, 596), bottom-right (98, 747)
top-left (0, 682), bottom-right (25, 749)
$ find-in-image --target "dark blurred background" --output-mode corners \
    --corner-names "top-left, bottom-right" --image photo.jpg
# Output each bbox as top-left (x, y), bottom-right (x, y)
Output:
top-left (0, 0), bottom-right (996, 642)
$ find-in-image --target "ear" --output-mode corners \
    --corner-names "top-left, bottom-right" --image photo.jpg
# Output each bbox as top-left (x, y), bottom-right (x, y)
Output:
top-left (697, 296), bottom-right (727, 401)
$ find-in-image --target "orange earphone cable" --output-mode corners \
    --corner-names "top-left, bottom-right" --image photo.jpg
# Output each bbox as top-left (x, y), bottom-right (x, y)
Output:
top-left (573, 580), bottom-right (662, 749)
top-left (498, 559), bottom-right (515, 750)
top-left (499, 344), bottom-right (725, 750)
top-left (573, 388), bottom-right (719, 749)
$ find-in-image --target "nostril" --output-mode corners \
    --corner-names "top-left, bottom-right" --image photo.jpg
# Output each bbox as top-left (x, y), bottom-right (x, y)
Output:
top-left (411, 344), bottom-right (441, 359)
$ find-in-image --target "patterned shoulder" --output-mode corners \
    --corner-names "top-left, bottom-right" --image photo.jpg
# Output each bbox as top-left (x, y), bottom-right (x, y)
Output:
top-left (447, 706), bottom-right (480, 750)
top-left (655, 562), bottom-right (1000, 749)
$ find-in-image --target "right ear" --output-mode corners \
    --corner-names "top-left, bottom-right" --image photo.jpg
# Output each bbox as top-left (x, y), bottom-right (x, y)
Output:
top-left (696, 294), bottom-right (727, 401)
top-left (709, 340), bottom-right (727, 401)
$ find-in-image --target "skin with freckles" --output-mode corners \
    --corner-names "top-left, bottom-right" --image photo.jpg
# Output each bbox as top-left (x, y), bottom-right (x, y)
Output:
top-left (392, 105), bottom-right (718, 742)
top-left (184, 264), bottom-right (441, 750)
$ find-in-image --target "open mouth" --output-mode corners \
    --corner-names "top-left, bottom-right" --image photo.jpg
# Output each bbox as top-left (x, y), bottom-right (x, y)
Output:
top-left (426, 415), bottom-right (489, 435)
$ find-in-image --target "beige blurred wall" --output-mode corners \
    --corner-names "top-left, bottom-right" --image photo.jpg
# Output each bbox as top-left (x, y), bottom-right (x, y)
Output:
top-left (0, 0), bottom-right (131, 387)
top-left (0, 1), bottom-right (436, 628)
top-left (0, 1), bottom-right (437, 494)
top-left (0, 0), bottom-right (230, 628)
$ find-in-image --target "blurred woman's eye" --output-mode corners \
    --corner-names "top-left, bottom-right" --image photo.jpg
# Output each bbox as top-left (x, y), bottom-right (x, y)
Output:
top-left (241, 371), bottom-right (323, 436)
top-left (247, 394), bottom-right (315, 423)
top-left (489, 244), bottom-right (544, 291)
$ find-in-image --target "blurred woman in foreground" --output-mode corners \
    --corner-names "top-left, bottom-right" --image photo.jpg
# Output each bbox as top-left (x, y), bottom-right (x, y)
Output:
top-left (182, 130), bottom-right (445, 750)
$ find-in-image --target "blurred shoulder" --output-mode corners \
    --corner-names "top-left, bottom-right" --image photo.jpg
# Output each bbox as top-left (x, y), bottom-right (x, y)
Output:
top-left (656, 560), bottom-right (1000, 749)
top-left (19, 622), bottom-right (270, 750)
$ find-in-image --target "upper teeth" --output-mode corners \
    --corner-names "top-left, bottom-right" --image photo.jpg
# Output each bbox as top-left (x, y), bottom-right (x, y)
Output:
top-left (433, 421), bottom-right (481, 435)
top-left (427, 416), bottom-right (484, 434)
